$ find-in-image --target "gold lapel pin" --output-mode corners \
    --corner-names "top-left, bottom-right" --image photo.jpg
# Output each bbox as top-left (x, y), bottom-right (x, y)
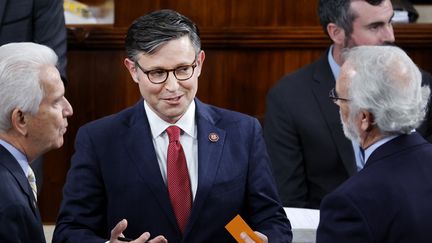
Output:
top-left (208, 132), bottom-right (219, 142)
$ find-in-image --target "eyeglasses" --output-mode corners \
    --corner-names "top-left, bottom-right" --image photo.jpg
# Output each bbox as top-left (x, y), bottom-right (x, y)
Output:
top-left (329, 87), bottom-right (351, 103)
top-left (135, 59), bottom-right (197, 84)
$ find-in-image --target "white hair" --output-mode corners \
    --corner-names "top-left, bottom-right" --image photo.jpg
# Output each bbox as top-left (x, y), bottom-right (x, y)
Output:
top-left (0, 42), bottom-right (58, 132)
top-left (343, 45), bottom-right (430, 135)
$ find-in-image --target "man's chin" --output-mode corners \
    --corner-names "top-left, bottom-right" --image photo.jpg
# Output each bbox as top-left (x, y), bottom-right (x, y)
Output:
top-left (342, 124), bottom-right (361, 144)
top-left (52, 139), bottom-right (64, 150)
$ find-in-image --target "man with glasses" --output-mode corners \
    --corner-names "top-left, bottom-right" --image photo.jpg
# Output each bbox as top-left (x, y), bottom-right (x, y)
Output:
top-left (317, 45), bottom-right (432, 242)
top-left (53, 9), bottom-right (292, 243)
top-left (264, 0), bottom-right (432, 209)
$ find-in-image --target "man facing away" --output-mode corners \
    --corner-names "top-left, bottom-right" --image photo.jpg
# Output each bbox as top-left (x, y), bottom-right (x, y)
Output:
top-left (264, 0), bottom-right (432, 209)
top-left (0, 42), bottom-right (73, 243)
top-left (317, 45), bottom-right (432, 242)
top-left (53, 9), bottom-right (292, 243)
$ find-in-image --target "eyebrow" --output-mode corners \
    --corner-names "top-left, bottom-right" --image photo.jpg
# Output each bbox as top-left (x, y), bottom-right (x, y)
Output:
top-left (137, 59), bottom-right (195, 71)
top-left (364, 11), bottom-right (394, 28)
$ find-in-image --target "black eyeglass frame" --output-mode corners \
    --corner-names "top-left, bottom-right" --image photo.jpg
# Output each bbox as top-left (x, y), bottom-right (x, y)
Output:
top-left (135, 58), bottom-right (197, 84)
top-left (329, 87), bottom-right (351, 103)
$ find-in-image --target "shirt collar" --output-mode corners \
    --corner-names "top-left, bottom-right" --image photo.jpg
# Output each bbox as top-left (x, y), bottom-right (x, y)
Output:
top-left (144, 100), bottom-right (197, 139)
top-left (364, 134), bottom-right (399, 163)
top-left (327, 45), bottom-right (340, 81)
top-left (0, 138), bottom-right (31, 176)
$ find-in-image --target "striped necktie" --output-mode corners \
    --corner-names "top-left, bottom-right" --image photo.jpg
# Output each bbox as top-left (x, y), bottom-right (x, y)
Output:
top-left (27, 167), bottom-right (38, 201)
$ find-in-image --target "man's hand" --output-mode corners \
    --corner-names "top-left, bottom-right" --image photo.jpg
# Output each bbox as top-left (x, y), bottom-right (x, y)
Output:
top-left (240, 231), bottom-right (268, 243)
top-left (109, 219), bottom-right (167, 243)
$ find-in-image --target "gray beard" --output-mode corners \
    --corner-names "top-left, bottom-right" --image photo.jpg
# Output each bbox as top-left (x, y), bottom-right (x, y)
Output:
top-left (341, 112), bottom-right (361, 145)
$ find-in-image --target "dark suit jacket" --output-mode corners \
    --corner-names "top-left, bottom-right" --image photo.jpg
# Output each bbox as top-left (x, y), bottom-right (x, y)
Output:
top-left (317, 133), bottom-right (432, 242)
top-left (264, 50), bottom-right (357, 209)
top-left (53, 99), bottom-right (292, 243)
top-left (0, 0), bottom-right (67, 82)
top-left (0, 145), bottom-right (45, 243)
top-left (264, 49), bottom-right (432, 209)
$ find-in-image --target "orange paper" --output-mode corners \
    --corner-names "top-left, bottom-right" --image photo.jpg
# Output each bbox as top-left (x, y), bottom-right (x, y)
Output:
top-left (225, 214), bottom-right (263, 243)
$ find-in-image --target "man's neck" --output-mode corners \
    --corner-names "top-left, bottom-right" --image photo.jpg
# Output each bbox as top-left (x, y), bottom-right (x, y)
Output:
top-left (360, 128), bottom-right (385, 150)
top-left (0, 133), bottom-right (33, 162)
top-left (332, 44), bottom-right (344, 66)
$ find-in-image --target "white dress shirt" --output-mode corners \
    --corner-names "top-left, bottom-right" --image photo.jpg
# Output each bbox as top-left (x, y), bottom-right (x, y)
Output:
top-left (144, 100), bottom-right (198, 200)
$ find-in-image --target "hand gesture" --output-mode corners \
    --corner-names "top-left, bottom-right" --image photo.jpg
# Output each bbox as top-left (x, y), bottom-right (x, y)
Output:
top-left (109, 219), bottom-right (167, 243)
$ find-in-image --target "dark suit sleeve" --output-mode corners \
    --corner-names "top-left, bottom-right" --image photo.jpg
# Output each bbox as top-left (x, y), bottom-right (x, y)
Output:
top-left (316, 193), bottom-right (373, 243)
top-left (264, 88), bottom-right (309, 207)
top-left (53, 127), bottom-right (108, 243)
top-left (246, 119), bottom-right (293, 242)
top-left (418, 70), bottom-right (432, 142)
top-left (34, 0), bottom-right (68, 83)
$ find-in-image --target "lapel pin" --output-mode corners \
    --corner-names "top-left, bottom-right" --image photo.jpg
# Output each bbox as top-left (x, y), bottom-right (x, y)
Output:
top-left (208, 132), bottom-right (219, 142)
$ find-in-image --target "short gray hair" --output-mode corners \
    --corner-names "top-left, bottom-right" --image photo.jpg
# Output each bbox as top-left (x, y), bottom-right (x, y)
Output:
top-left (343, 45), bottom-right (430, 135)
top-left (0, 42), bottom-right (58, 132)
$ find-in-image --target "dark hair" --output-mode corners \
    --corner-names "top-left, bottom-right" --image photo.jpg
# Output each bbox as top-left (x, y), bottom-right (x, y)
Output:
top-left (318, 0), bottom-right (385, 37)
top-left (125, 9), bottom-right (201, 62)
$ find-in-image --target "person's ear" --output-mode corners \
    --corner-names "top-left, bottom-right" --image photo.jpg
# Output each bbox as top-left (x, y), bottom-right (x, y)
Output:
top-left (124, 58), bottom-right (140, 83)
top-left (360, 110), bottom-right (374, 132)
top-left (11, 108), bottom-right (28, 136)
top-left (194, 50), bottom-right (205, 77)
top-left (327, 23), bottom-right (346, 46)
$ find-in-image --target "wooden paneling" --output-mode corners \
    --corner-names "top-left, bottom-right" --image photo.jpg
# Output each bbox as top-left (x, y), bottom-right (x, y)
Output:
top-left (39, 0), bottom-right (432, 222)
top-left (114, 0), bottom-right (320, 27)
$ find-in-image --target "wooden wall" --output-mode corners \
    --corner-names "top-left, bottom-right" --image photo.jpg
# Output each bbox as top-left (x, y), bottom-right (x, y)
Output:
top-left (39, 0), bottom-right (432, 222)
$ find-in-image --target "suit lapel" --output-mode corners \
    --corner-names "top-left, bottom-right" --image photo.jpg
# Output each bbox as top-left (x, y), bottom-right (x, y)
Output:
top-left (124, 101), bottom-right (178, 230)
top-left (310, 51), bottom-right (356, 175)
top-left (0, 145), bottom-right (40, 216)
top-left (183, 100), bottom-right (226, 236)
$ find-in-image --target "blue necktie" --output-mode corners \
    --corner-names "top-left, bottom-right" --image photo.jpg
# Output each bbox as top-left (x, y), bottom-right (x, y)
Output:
top-left (359, 147), bottom-right (365, 167)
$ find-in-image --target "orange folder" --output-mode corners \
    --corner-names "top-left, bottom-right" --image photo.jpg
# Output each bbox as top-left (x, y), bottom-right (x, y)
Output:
top-left (225, 214), bottom-right (263, 243)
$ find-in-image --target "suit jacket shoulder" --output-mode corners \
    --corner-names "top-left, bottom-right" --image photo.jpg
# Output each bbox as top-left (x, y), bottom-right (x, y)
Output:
top-left (318, 133), bottom-right (432, 242)
top-left (268, 51), bottom-right (333, 98)
top-left (194, 99), bottom-right (260, 129)
top-left (0, 146), bottom-right (45, 243)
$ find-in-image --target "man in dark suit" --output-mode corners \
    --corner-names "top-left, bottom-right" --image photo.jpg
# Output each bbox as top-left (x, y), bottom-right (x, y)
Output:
top-left (264, 0), bottom-right (432, 209)
top-left (317, 45), bottom-right (432, 242)
top-left (53, 9), bottom-right (292, 243)
top-left (0, 42), bottom-right (73, 243)
top-left (0, 0), bottom-right (67, 82)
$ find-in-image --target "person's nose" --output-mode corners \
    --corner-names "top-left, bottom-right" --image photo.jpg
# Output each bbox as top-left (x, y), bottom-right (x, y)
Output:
top-left (63, 97), bottom-right (73, 117)
top-left (382, 23), bottom-right (395, 44)
top-left (164, 71), bottom-right (180, 91)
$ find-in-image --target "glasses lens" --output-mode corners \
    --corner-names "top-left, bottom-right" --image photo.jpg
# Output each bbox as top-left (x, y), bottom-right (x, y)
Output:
top-left (174, 65), bottom-right (194, 80)
top-left (148, 70), bottom-right (168, 83)
top-left (329, 88), bottom-right (338, 103)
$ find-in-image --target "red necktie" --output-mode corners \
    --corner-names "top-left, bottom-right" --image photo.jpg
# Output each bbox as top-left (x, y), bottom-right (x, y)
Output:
top-left (166, 125), bottom-right (192, 233)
